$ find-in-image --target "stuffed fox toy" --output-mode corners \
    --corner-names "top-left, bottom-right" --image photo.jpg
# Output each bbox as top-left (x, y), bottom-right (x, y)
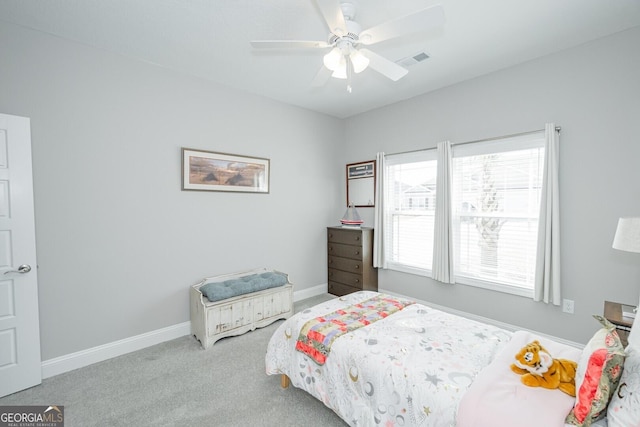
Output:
top-left (510, 340), bottom-right (578, 396)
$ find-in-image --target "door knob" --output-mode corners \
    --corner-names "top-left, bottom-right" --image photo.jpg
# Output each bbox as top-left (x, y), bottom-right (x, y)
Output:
top-left (4, 264), bottom-right (32, 275)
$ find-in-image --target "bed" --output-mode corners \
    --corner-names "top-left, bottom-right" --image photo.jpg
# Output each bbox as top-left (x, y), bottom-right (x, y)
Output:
top-left (265, 291), bottom-right (637, 427)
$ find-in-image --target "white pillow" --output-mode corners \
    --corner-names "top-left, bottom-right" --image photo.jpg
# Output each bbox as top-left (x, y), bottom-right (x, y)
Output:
top-left (607, 347), bottom-right (640, 426)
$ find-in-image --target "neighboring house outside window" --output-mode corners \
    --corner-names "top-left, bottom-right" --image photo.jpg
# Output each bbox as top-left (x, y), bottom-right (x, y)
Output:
top-left (402, 184), bottom-right (435, 210)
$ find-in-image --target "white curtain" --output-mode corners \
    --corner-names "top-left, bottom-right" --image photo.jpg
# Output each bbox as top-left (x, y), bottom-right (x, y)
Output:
top-left (534, 123), bottom-right (561, 305)
top-left (432, 141), bottom-right (454, 283)
top-left (373, 152), bottom-right (387, 268)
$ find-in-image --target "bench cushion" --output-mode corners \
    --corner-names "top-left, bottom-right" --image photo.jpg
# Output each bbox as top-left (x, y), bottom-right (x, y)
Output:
top-left (199, 271), bottom-right (288, 302)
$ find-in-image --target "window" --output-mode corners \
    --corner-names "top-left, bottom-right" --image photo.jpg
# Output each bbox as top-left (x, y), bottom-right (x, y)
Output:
top-left (382, 131), bottom-right (545, 296)
top-left (452, 133), bottom-right (545, 295)
top-left (383, 151), bottom-right (438, 274)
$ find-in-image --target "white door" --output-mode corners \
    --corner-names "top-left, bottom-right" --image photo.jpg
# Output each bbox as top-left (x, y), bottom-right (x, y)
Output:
top-left (0, 113), bottom-right (41, 397)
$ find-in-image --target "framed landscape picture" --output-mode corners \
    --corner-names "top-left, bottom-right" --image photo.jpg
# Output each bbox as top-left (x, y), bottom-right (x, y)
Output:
top-left (182, 148), bottom-right (270, 193)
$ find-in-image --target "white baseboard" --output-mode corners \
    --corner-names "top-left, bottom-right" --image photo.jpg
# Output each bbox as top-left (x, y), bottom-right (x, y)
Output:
top-left (293, 283), bottom-right (327, 301)
top-left (41, 283), bottom-right (330, 379)
top-left (41, 321), bottom-right (191, 379)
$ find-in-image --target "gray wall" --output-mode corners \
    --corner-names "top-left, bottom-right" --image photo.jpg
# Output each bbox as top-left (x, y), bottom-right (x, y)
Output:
top-left (344, 26), bottom-right (640, 344)
top-left (0, 22), bottom-right (344, 360)
top-left (2, 19), bottom-right (639, 361)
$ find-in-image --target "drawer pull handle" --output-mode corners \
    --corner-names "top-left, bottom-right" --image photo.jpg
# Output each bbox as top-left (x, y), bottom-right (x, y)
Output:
top-left (355, 265), bottom-right (359, 269)
top-left (355, 251), bottom-right (360, 255)
top-left (355, 279), bottom-right (360, 283)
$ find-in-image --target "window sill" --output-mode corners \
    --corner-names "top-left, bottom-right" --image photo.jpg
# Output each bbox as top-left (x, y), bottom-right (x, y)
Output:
top-left (386, 262), bottom-right (432, 278)
top-left (455, 276), bottom-right (534, 299)
top-left (384, 263), bottom-right (534, 299)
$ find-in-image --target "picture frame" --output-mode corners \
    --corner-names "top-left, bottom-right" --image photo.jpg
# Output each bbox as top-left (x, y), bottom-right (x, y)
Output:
top-left (182, 148), bottom-right (270, 193)
top-left (346, 160), bottom-right (375, 207)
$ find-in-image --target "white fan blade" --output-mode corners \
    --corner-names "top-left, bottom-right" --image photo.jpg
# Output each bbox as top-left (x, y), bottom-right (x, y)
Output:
top-left (311, 66), bottom-right (333, 87)
top-left (359, 4), bottom-right (445, 45)
top-left (360, 49), bottom-right (408, 81)
top-left (250, 40), bottom-right (330, 49)
top-left (314, 0), bottom-right (347, 36)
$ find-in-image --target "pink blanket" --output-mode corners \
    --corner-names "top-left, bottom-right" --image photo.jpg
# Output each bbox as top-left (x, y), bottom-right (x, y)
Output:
top-left (456, 330), bottom-right (582, 427)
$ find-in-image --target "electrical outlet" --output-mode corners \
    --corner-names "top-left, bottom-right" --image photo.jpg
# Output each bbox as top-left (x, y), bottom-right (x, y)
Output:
top-left (562, 299), bottom-right (575, 314)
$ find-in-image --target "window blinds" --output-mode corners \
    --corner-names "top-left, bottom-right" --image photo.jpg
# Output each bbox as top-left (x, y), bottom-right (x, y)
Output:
top-left (451, 131), bottom-right (545, 289)
top-left (384, 150), bottom-right (438, 271)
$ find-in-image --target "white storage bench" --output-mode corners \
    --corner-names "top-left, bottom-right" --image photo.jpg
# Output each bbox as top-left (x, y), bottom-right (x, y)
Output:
top-left (190, 268), bottom-right (294, 349)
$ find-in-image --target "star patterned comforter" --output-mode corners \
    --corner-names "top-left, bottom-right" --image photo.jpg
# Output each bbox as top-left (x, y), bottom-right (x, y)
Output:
top-left (265, 291), bottom-right (512, 427)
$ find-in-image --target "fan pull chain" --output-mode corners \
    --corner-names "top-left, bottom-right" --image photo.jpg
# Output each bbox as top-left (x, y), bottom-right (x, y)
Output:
top-left (347, 57), bottom-right (353, 93)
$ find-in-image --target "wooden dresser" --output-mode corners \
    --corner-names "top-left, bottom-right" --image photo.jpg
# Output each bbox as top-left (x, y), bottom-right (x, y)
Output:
top-left (327, 226), bottom-right (378, 296)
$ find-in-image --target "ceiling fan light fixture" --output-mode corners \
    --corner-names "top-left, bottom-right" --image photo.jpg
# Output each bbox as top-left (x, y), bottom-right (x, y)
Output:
top-left (323, 47), bottom-right (342, 71)
top-left (331, 56), bottom-right (348, 79)
top-left (350, 49), bottom-right (369, 73)
top-left (251, 1), bottom-right (446, 86)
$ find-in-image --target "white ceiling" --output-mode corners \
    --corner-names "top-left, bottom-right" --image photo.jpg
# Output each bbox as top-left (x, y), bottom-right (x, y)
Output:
top-left (1, 0), bottom-right (640, 118)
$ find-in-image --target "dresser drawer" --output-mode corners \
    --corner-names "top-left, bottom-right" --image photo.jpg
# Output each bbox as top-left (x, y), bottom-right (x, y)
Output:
top-left (327, 226), bottom-right (377, 296)
top-left (328, 255), bottom-right (362, 274)
top-left (328, 281), bottom-right (360, 297)
top-left (328, 242), bottom-right (363, 260)
top-left (328, 268), bottom-right (363, 288)
top-left (327, 228), bottom-right (364, 245)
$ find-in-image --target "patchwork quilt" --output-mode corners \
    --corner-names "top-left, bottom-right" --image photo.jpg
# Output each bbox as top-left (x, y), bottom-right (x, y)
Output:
top-left (295, 294), bottom-right (415, 364)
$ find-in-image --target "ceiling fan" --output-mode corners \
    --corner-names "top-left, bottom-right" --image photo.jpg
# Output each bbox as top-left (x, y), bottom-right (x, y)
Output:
top-left (250, 0), bottom-right (445, 91)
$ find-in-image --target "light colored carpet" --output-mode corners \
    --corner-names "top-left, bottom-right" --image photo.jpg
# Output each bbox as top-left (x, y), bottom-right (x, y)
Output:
top-left (0, 294), bottom-right (347, 426)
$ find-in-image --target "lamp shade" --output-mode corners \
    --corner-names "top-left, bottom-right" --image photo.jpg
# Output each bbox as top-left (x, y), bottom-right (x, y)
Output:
top-left (331, 56), bottom-right (348, 79)
top-left (613, 217), bottom-right (640, 253)
top-left (323, 47), bottom-right (342, 71)
top-left (350, 50), bottom-right (369, 73)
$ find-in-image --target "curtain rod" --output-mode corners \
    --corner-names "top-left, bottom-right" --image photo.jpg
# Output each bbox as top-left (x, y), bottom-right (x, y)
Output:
top-left (387, 126), bottom-right (561, 157)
